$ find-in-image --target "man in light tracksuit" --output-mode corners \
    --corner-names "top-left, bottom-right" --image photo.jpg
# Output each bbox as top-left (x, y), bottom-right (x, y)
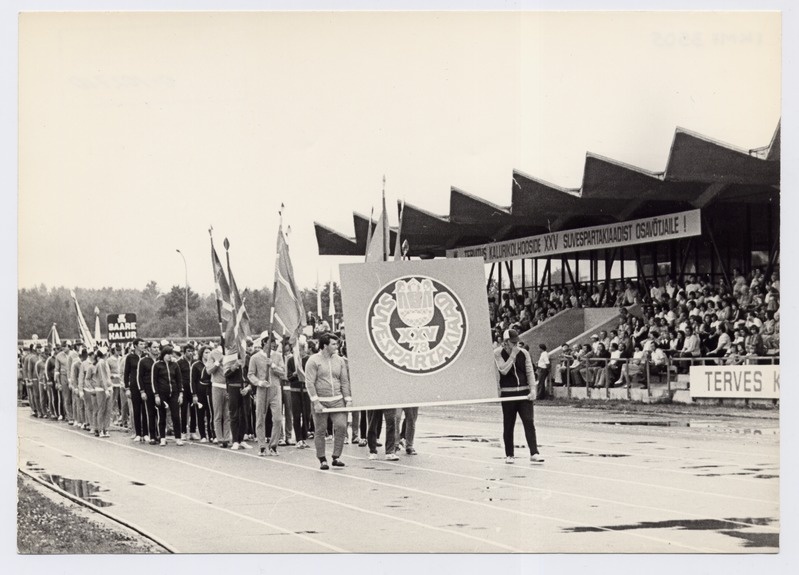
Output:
top-left (54, 344), bottom-right (73, 424)
top-left (248, 337), bottom-right (284, 456)
top-left (304, 333), bottom-right (351, 470)
top-left (205, 345), bottom-right (231, 448)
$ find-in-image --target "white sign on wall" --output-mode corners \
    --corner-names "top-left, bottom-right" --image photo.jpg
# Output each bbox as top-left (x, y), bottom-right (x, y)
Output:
top-left (689, 365), bottom-right (780, 399)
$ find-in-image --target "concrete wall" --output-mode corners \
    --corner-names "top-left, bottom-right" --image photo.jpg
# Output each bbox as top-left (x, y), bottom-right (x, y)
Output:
top-left (518, 309), bottom-right (585, 355)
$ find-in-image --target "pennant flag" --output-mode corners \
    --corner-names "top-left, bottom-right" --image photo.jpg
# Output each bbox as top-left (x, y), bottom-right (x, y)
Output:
top-left (226, 243), bottom-right (252, 365)
top-left (394, 199), bottom-right (405, 261)
top-left (366, 180), bottom-right (390, 262)
top-left (47, 323), bottom-right (61, 348)
top-left (70, 290), bottom-right (96, 349)
top-left (328, 270), bottom-right (336, 331)
top-left (316, 271), bottom-right (322, 318)
top-left (272, 224), bottom-right (306, 344)
top-left (364, 206), bottom-right (374, 263)
top-left (210, 237), bottom-right (239, 370)
top-left (94, 306), bottom-right (102, 342)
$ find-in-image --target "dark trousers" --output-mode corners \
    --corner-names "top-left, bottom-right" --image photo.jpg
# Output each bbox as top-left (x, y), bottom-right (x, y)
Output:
top-left (180, 386), bottom-right (196, 435)
top-left (241, 393), bottom-right (254, 437)
top-left (144, 388), bottom-right (160, 440)
top-left (304, 391), bottom-right (315, 433)
top-left (195, 385), bottom-right (213, 439)
top-left (536, 366), bottom-right (550, 399)
top-left (228, 387), bottom-right (245, 444)
top-left (291, 390), bottom-right (309, 441)
top-left (501, 399), bottom-right (539, 457)
top-left (282, 389), bottom-right (294, 441)
top-left (367, 409), bottom-right (398, 454)
top-left (156, 389), bottom-right (182, 440)
top-left (129, 385), bottom-right (148, 438)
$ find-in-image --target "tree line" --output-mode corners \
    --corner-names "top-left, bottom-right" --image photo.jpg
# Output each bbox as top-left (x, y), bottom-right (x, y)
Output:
top-left (18, 281), bottom-right (343, 342)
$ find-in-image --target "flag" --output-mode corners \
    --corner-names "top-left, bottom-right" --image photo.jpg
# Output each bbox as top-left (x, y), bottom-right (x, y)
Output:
top-left (211, 239), bottom-right (239, 370)
top-left (226, 246), bottom-right (252, 365)
top-left (70, 290), bottom-right (95, 349)
top-left (366, 186), bottom-right (390, 262)
top-left (47, 323), bottom-right (61, 348)
top-left (364, 206), bottom-right (374, 263)
top-left (394, 199), bottom-right (405, 261)
top-left (328, 270), bottom-right (336, 331)
top-left (316, 271), bottom-right (322, 318)
top-left (272, 225), bottom-right (306, 344)
top-left (94, 306), bottom-right (102, 342)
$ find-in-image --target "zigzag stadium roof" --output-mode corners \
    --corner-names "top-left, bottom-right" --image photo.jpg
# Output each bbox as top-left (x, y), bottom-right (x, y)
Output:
top-left (315, 122), bottom-right (780, 259)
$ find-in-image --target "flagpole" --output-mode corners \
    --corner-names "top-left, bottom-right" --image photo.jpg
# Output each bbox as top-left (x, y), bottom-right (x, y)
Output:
top-left (382, 175), bottom-right (387, 262)
top-left (209, 226), bottom-right (225, 348)
top-left (266, 204), bottom-right (284, 359)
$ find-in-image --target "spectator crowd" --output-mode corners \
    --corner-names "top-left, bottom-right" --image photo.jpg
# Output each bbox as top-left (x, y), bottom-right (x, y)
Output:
top-left (488, 267), bottom-right (780, 389)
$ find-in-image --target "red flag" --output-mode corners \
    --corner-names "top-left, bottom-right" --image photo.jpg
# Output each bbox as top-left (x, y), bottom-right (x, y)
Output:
top-left (210, 241), bottom-right (239, 369)
top-left (227, 252), bottom-right (252, 364)
top-left (273, 225), bottom-right (306, 344)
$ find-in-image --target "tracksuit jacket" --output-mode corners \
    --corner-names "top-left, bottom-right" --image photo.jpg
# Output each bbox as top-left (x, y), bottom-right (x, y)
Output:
top-left (304, 352), bottom-right (351, 407)
top-left (151, 360), bottom-right (182, 395)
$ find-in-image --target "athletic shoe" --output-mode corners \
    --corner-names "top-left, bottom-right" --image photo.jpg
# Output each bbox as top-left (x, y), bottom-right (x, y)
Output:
top-left (319, 460), bottom-right (329, 470)
top-left (94, 430), bottom-right (100, 437)
top-left (58, 415), bottom-right (64, 421)
top-left (285, 440), bottom-right (295, 446)
top-left (326, 435), bottom-right (333, 442)
top-left (505, 456), bottom-right (515, 464)
top-left (221, 442), bottom-right (229, 448)
top-left (343, 437), bottom-right (349, 444)
top-left (132, 435), bottom-right (141, 442)
top-left (406, 448), bottom-right (417, 455)
top-left (351, 435), bottom-right (360, 445)
top-left (231, 442), bottom-right (241, 450)
top-left (211, 437), bottom-right (218, 444)
top-left (376, 441), bottom-right (383, 447)
top-left (268, 447), bottom-right (279, 456)
top-left (399, 438), bottom-right (406, 449)
top-left (240, 441), bottom-right (253, 450)
top-left (67, 420), bottom-right (74, 425)
top-left (143, 435), bottom-right (150, 443)
top-left (176, 439), bottom-right (184, 446)
top-left (530, 454), bottom-right (545, 463)
top-left (385, 453), bottom-right (399, 461)
top-left (200, 437), bottom-right (208, 444)
top-left (296, 441), bottom-right (308, 449)
top-left (160, 438), bottom-right (167, 447)
top-left (191, 432), bottom-right (201, 440)
top-left (307, 432), bottom-right (315, 439)
top-left (100, 432), bottom-right (110, 438)
top-left (259, 447), bottom-right (266, 457)
top-left (358, 439), bottom-right (367, 447)
top-left (332, 458), bottom-right (345, 467)
top-left (149, 439), bottom-right (158, 445)
top-left (278, 439), bottom-right (287, 446)
top-left (368, 453), bottom-right (378, 460)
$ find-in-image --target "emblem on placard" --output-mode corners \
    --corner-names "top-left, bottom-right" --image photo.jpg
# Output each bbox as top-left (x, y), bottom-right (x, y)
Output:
top-left (367, 276), bottom-right (467, 375)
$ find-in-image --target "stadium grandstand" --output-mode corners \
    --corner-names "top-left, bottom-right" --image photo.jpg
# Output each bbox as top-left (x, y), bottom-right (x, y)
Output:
top-left (314, 122), bottom-right (780, 404)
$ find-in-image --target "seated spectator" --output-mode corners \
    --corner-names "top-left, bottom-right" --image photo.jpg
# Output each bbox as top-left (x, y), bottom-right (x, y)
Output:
top-left (582, 342), bottom-right (610, 388)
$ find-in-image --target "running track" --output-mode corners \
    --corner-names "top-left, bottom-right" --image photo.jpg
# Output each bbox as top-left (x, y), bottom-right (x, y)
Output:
top-left (16, 404), bottom-right (780, 553)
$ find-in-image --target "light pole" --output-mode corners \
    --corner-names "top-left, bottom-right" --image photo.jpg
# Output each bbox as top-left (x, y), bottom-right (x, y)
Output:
top-left (176, 249), bottom-right (189, 338)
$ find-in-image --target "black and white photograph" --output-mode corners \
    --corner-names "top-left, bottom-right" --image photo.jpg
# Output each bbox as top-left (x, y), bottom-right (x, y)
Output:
top-left (6, 1), bottom-right (796, 572)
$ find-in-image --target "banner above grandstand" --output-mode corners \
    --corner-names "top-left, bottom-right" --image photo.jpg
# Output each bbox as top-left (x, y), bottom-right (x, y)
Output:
top-left (446, 209), bottom-right (702, 263)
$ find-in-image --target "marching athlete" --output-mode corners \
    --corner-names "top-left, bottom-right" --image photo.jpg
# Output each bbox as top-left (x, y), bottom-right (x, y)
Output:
top-left (494, 330), bottom-right (544, 464)
top-left (151, 345), bottom-right (184, 446)
top-left (304, 333), bottom-right (351, 470)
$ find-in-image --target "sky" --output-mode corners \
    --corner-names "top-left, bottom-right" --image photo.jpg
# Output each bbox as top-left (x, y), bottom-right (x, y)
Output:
top-left (17, 10), bottom-right (781, 296)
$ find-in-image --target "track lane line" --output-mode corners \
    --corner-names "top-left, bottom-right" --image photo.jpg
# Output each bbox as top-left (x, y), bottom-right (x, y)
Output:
top-left (22, 419), bottom-right (520, 552)
top-left (20, 436), bottom-right (347, 553)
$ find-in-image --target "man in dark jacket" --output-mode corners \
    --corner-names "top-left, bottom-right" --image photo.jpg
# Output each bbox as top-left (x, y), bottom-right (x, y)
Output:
top-left (151, 346), bottom-right (184, 446)
top-left (137, 341), bottom-right (160, 445)
top-left (177, 345), bottom-right (196, 440)
top-left (124, 338), bottom-right (148, 442)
